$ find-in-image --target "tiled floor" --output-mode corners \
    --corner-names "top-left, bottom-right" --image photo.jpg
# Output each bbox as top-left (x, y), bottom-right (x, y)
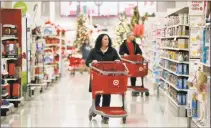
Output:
top-left (1, 72), bottom-right (188, 127)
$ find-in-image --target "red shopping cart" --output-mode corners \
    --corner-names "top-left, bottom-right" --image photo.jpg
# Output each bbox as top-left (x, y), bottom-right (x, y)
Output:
top-left (89, 61), bottom-right (128, 124)
top-left (68, 56), bottom-right (83, 75)
top-left (121, 55), bottom-right (149, 97)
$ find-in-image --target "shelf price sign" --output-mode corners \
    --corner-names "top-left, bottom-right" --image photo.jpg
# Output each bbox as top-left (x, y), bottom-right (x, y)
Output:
top-left (189, 1), bottom-right (204, 15)
top-left (190, 28), bottom-right (202, 59)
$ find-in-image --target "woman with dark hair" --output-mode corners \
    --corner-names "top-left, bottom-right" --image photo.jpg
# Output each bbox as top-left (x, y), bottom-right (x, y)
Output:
top-left (86, 33), bottom-right (120, 123)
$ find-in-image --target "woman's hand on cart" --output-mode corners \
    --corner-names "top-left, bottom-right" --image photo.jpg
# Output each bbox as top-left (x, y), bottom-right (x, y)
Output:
top-left (92, 60), bottom-right (98, 63)
top-left (124, 53), bottom-right (128, 56)
top-left (115, 60), bottom-right (120, 62)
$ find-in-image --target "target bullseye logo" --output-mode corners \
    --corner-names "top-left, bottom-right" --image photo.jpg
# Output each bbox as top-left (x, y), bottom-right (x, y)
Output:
top-left (139, 67), bottom-right (143, 71)
top-left (113, 80), bottom-right (119, 86)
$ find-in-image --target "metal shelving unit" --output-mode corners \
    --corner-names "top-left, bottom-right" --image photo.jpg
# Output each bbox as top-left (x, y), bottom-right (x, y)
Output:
top-left (157, 6), bottom-right (190, 117)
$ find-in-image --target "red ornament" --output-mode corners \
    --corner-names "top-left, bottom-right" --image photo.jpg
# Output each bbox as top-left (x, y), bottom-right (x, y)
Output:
top-left (57, 28), bottom-right (61, 36)
top-left (45, 20), bottom-right (51, 24)
top-left (133, 24), bottom-right (144, 37)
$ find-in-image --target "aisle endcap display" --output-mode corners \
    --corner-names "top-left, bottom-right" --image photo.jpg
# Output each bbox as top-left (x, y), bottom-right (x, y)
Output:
top-left (1, 9), bottom-right (25, 111)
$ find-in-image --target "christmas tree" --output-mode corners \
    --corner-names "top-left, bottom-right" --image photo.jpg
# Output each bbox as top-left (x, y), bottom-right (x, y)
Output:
top-left (74, 13), bottom-right (89, 48)
top-left (115, 12), bottom-right (131, 48)
top-left (130, 6), bottom-right (140, 30)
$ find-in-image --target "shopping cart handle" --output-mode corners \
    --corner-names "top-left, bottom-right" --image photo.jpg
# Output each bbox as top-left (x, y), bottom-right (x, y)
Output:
top-left (89, 62), bottom-right (128, 75)
top-left (121, 57), bottom-right (148, 64)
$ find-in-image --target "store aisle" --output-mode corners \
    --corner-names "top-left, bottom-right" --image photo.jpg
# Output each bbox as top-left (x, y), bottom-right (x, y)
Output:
top-left (1, 72), bottom-right (188, 127)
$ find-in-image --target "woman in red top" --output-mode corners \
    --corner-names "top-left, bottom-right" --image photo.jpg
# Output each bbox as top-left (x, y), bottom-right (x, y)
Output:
top-left (119, 32), bottom-right (143, 96)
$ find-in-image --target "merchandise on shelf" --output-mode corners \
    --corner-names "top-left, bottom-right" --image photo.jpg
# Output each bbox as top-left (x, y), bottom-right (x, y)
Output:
top-left (161, 50), bottom-right (189, 62)
top-left (2, 24), bottom-right (17, 37)
top-left (161, 39), bottom-right (189, 49)
top-left (160, 59), bottom-right (189, 75)
top-left (192, 92), bottom-right (198, 118)
top-left (201, 27), bottom-right (210, 65)
top-left (166, 13), bottom-right (189, 26)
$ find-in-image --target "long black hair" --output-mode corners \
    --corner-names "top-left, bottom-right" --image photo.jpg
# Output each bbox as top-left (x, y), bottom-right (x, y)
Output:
top-left (94, 34), bottom-right (112, 50)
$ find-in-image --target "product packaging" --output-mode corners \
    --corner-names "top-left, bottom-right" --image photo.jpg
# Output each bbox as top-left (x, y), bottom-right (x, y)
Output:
top-left (177, 78), bottom-right (183, 89)
top-left (183, 78), bottom-right (188, 89)
top-left (182, 93), bottom-right (187, 105)
top-left (2, 24), bottom-right (17, 36)
top-left (192, 93), bottom-right (198, 117)
top-left (183, 64), bottom-right (189, 75)
top-left (176, 64), bottom-right (183, 74)
top-left (12, 83), bottom-right (19, 98)
top-left (8, 63), bottom-right (16, 77)
top-left (177, 92), bottom-right (182, 105)
top-left (178, 39), bottom-right (188, 48)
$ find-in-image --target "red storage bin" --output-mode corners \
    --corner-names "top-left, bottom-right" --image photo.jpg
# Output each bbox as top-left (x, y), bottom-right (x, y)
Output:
top-left (12, 83), bottom-right (19, 97)
top-left (8, 63), bottom-right (16, 76)
top-left (90, 62), bottom-right (128, 98)
top-left (121, 55), bottom-right (148, 77)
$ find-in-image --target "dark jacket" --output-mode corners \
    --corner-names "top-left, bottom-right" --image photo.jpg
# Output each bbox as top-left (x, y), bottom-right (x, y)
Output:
top-left (86, 47), bottom-right (120, 67)
top-left (86, 47), bottom-right (120, 92)
top-left (119, 40), bottom-right (142, 55)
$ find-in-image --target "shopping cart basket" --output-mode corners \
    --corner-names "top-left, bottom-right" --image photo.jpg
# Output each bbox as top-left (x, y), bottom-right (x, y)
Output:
top-left (121, 55), bottom-right (149, 97)
top-left (89, 61), bottom-right (128, 124)
top-left (68, 57), bottom-right (83, 74)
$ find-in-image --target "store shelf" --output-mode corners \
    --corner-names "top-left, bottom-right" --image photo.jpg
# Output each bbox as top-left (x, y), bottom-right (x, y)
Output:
top-left (160, 77), bottom-right (188, 91)
top-left (6, 97), bottom-right (24, 102)
top-left (2, 57), bottom-right (18, 60)
top-left (1, 103), bottom-right (14, 109)
top-left (1, 92), bottom-right (9, 97)
top-left (161, 57), bottom-right (189, 64)
top-left (166, 7), bottom-right (189, 17)
top-left (2, 72), bottom-right (8, 75)
top-left (32, 65), bottom-right (44, 68)
top-left (158, 36), bottom-right (189, 39)
top-left (28, 83), bottom-right (47, 86)
top-left (1, 36), bottom-right (18, 41)
top-left (198, 62), bottom-right (210, 67)
top-left (44, 35), bottom-right (60, 39)
top-left (43, 80), bottom-right (51, 83)
top-left (206, 22), bottom-right (210, 26)
top-left (34, 74), bottom-right (44, 77)
top-left (191, 118), bottom-right (209, 128)
top-left (1, 84), bottom-right (9, 87)
top-left (159, 65), bottom-right (189, 77)
top-left (44, 48), bottom-right (53, 50)
top-left (1, 103), bottom-right (14, 116)
top-left (45, 44), bottom-right (60, 47)
top-left (166, 24), bottom-right (189, 29)
top-left (159, 87), bottom-right (186, 108)
top-left (3, 78), bottom-right (18, 81)
top-left (160, 47), bottom-right (189, 51)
